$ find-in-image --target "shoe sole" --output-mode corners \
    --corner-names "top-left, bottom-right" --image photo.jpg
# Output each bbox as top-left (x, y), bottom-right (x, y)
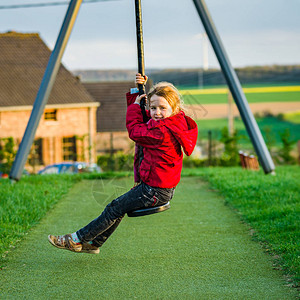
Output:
top-left (48, 235), bottom-right (82, 252)
top-left (48, 235), bottom-right (64, 249)
top-left (80, 249), bottom-right (100, 254)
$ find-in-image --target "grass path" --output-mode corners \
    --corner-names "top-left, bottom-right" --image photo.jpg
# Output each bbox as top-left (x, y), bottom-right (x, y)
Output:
top-left (0, 177), bottom-right (297, 299)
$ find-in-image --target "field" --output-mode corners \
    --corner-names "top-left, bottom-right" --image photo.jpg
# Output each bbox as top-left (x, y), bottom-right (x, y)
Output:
top-left (284, 111), bottom-right (300, 124)
top-left (180, 84), bottom-right (300, 154)
top-left (180, 85), bottom-right (300, 105)
top-left (196, 115), bottom-right (300, 150)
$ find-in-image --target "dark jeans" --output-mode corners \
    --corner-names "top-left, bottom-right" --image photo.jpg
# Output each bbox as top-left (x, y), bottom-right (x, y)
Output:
top-left (77, 182), bottom-right (175, 247)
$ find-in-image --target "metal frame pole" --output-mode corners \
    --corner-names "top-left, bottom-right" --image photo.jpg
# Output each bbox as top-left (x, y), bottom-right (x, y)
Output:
top-left (135, 0), bottom-right (145, 93)
top-left (10, 0), bottom-right (83, 181)
top-left (192, 0), bottom-right (275, 174)
top-left (134, 0), bottom-right (147, 175)
top-left (134, 0), bottom-right (147, 122)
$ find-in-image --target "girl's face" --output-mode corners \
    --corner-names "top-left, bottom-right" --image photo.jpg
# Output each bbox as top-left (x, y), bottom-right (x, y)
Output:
top-left (149, 94), bottom-right (173, 121)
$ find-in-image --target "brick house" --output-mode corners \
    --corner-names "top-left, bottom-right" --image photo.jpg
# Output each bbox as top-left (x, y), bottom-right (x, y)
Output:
top-left (83, 81), bottom-right (152, 155)
top-left (83, 81), bottom-right (134, 154)
top-left (0, 32), bottom-right (99, 171)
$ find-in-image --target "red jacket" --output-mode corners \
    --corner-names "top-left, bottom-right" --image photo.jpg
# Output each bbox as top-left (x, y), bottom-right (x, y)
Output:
top-left (126, 92), bottom-right (198, 188)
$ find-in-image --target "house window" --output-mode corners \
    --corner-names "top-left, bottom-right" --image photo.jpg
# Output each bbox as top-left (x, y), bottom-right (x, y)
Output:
top-left (44, 109), bottom-right (57, 121)
top-left (62, 136), bottom-right (77, 161)
top-left (28, 138), bottom-right (43, 166)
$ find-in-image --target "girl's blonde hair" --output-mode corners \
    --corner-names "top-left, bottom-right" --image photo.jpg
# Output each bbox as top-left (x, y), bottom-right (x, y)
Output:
top-left (148, 82), bottom-right (184, 115)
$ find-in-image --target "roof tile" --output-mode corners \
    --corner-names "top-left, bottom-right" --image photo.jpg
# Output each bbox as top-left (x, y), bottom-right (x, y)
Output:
top-left (83, 82), bottom-right (134, 132)
top-left (0, 32), bottom-right (95, 107)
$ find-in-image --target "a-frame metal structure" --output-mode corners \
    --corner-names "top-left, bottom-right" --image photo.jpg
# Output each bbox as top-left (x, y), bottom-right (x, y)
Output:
top-left (9, 0), bottom-right (275, 181)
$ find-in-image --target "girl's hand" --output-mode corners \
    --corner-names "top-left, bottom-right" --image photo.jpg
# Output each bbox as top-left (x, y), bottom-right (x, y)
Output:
top-left (135, 73), bottom-right (148, 87)
top-left (134, 94), bottom-right (147, 105)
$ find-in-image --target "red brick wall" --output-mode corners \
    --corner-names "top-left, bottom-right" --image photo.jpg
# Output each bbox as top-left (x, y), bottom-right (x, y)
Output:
top-left (0, 106), bottom-right (98, 171)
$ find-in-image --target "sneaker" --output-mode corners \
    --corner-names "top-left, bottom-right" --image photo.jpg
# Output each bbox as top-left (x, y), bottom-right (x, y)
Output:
top-left (80, 243), bottom-right (100, 254)
top-left (48, 234), bottom-right (82, 252)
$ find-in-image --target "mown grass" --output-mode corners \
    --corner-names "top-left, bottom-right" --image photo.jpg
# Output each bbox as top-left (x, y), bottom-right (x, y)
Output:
top-left (0, 175), bottom-right (80, 260)
top-left (0, 172), bottom-right (132, 262)
top-left (182, 166), bottom-right (300, 286)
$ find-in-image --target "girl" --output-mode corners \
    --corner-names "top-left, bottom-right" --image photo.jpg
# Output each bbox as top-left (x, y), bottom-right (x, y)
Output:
top-left (48, 74), bottom-right (198, 254)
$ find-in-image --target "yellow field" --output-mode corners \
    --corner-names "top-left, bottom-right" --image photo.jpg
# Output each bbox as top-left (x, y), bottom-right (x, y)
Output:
top-left (180, 86), bottom-right (300, 95)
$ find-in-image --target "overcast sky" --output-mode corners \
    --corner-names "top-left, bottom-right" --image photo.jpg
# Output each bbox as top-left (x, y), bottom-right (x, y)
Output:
top-left (1, 0), bottom-right (300, 71)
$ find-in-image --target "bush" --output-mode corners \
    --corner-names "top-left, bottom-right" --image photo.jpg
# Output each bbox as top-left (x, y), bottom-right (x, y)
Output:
top-left (97, 152), bottom-right (134, 172)
top-left (0, 137), bottom-right (16, 174)
top-left (276, 128), bottom-right (297, 165)
top-left (183, 156), bottom-right (240, 168)
top-left (183, 157), bottom-right (208, 168)
top-left (219, 127), bottom-right (241, 166)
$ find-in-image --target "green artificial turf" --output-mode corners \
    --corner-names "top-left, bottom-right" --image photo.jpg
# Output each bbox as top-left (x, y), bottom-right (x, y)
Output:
top-left (182, 166), bottom-right (300, 287)
top-left (0, 172), bottom-right (132, 262)
top-left (0, 177), bottom-right (297, 299)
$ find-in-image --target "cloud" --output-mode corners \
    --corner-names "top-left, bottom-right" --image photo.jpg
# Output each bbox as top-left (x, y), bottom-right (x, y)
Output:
top-left (63, 39), bottom-right (137, 70)
top-left (61, 27), bottom-right (300, 70)
top-left (5, 0), bottom-right (298, 70)
top-left (223, 29), bottom-right (300, 66)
